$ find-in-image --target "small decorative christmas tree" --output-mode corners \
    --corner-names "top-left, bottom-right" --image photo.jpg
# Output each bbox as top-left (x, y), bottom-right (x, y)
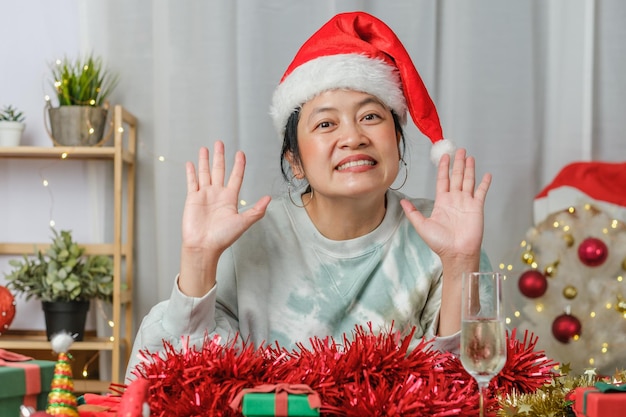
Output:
top-left (505, 161), bottom-right (626, 375)
top-left (46, 332), bottom-right (79, 417)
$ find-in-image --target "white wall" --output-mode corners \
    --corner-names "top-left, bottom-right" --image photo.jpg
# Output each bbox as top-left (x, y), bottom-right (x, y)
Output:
top-left (0, 1), bottom-right (108, 331)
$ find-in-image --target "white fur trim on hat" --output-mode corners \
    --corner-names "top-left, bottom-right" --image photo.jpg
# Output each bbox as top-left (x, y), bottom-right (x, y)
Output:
top-left (270, 54), bottom-right (407, 138)
top-left (430, 139), bottom-right (456, 165)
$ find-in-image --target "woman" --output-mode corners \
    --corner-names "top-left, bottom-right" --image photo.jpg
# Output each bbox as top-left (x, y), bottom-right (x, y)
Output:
top-left (126, 11), bottom-right (492, 378)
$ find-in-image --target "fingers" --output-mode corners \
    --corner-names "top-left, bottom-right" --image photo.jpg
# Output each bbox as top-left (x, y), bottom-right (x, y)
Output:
top-left (191, 142), bottom-right (246, 192)
top-left (211, 141), bottom-right (226, 186)
top-left (449, 148), bottom-right (467, 191)
top-left (185, 161), bottom-right (199, 193)
top-left (197, 146), bottom-right (210, 188)
top-left (438, 148), bottom-right (487, 197)
top-left (461, 155), bottom-right (476, 193)
top-left (244, 195), bottom-right (272, 222)
top-left (187, 147), bottom-right (209, 192)
top-left (435, 153), bottom-right (451, 195)
top-left (474, 173), bottom-right (492, 203)
top-left (400, 198), bottom-right (426, 227)
top-left (227, 150), bottom-right (246, 191)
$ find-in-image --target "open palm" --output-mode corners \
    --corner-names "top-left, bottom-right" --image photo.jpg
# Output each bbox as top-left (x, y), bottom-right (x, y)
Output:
top-left (401, 148), bottom-right (491, 262)
top-left (182, 142), bottom-right (271, 256)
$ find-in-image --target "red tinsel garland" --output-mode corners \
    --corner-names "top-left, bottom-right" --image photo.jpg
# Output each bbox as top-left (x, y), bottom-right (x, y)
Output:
top-left (130, 325), bottom-right (556, 417)
top-left (494, 328), bottom-right (558, 393)
top-left (444, 328), bottom-right (559, 415)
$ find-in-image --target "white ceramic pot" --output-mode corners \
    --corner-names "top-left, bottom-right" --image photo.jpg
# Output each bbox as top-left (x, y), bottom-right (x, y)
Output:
top-left (0, 121), bottom-right (25, 146)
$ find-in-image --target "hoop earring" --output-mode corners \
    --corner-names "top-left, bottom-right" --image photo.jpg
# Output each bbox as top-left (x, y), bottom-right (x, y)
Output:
top-left (288, 183), bottom-right (314, 208)
top-left (389, 159), bottom-right (408, 191)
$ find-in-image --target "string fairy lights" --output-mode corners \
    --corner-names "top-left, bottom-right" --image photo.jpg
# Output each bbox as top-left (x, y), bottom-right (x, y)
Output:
top-left (82, 350), bottom-right (100, 378)
top-left (18, 99), bottom-right (207, 336)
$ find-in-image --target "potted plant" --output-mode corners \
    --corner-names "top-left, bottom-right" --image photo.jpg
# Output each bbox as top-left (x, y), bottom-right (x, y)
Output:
top-left (0, 105), bottom-right (26, 146)
top-left (46, 53), bottom-right (119, 146)
top-left (4, 228), bottom-right (113, 341)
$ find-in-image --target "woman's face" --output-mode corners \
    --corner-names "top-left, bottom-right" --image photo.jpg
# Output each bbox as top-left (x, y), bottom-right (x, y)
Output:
top-left (293, 89), bottom-right (401, 199)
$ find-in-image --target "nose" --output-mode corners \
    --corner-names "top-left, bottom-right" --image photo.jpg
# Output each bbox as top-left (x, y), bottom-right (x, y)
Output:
top-left (337, 121), bottom-right (369, 149)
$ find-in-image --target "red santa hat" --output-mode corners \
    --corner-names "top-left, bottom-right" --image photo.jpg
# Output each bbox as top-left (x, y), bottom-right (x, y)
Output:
top-left (533, 161), bottom-right (626, 224)
top-left (270, 11), bottom-right (455, 165)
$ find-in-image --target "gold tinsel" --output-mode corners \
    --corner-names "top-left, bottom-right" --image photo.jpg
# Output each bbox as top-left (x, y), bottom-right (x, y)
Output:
top-left (497, 367), bottom-right (626, 416)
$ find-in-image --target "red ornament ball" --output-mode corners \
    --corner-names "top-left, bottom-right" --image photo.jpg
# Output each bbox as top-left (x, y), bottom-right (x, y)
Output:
top-left (518, 270), bottom-right (548, 298)
top-left (578, 237), bottom-right (608, 267)
top-left (0, 286), bottom-right (16, 334)
top-left (552, 313), bottom-right (582, 343)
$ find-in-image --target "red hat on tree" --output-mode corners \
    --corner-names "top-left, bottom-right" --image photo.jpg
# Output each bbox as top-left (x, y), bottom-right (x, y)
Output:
top-left (270, 11), bottom-right (455, 165)
top-left (534, 161), bottom-right (626, 223)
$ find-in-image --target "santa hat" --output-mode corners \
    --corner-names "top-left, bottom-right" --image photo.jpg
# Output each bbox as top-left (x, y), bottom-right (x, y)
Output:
top-left (534, 161), bottom-right (626, 224)
top-left (270, 11), bottom-right (455, 165)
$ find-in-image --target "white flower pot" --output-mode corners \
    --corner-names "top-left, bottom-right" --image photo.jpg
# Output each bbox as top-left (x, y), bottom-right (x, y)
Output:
top-left (0, 121), bottom-right (25, 146)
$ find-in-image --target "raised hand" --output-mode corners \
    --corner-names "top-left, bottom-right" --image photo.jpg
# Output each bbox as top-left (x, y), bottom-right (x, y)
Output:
top-left (179, 141), bottom-right (271, 296)
top-left (400, 148), bottom-right (491, 264)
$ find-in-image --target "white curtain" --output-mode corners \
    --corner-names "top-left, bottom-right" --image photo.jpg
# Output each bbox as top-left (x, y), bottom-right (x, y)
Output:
top-left (79, 0), bottom-right (626, 336)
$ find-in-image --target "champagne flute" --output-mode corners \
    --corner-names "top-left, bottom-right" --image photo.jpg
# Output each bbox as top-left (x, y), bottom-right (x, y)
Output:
top-left (460, 272), bottom-right (507, 417)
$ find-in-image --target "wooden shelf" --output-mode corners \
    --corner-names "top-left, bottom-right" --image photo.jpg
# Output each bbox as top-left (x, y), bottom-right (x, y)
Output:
top-left (0, 242), bottom-right (133, 257)
top-left (0, 105), bottom-right (137, 388)
top-left (0, 335), bottom-right (118, 351)
top-left (74, 379), bottom-right (113, 394)
top-left (0, 145), bottom-right (135, 163)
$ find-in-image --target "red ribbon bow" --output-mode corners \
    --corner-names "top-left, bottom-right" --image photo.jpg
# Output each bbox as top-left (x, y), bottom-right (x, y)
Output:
top-left (229, 383), bottom-right (321, 416)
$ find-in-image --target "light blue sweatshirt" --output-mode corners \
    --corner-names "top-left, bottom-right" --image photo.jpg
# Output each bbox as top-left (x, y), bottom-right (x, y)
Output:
top-left (126, 190), bottom-right (491, 380)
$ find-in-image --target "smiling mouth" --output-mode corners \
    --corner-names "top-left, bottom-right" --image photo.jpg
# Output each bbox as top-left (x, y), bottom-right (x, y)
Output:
top-left (336, 160), bottom-right (376, 171)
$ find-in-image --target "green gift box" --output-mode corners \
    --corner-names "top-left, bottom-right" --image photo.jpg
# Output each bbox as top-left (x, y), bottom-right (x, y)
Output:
top-left (0, 359), bottom-right (55, 415)
top-left (242, 393), bottom-right (320, 417)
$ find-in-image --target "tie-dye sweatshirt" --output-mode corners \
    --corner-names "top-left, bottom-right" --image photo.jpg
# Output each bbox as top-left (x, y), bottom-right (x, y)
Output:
top-left (126, 189), bottom-right (491, 379)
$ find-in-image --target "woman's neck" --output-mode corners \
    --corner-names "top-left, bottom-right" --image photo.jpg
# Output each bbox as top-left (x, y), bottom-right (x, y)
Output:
top-left (303, 191), bottom-right (387, 240)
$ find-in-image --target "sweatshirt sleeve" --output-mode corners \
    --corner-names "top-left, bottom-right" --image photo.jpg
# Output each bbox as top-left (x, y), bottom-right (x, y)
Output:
top-left (418, 249), bottom-right (493, 357)
top-left (124, 276), bottom-right (239, 382)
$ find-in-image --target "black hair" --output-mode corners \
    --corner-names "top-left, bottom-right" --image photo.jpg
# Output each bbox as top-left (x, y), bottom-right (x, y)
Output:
top-left (279, 109), bottom-right (406, 182)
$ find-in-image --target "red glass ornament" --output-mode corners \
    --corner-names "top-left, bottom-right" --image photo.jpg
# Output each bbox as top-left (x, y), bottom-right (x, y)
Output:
top-left (577, 237), bottom-right (608, 267)
top-left (552, 313), bottom-right (582, 343)
top-left (0, 286), bottom-right (16, 334)
top-left (518, 270), bottom-right (548, 298)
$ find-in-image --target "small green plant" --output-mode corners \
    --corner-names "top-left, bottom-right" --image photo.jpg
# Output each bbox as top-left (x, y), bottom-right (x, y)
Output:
top-left (49, 53), bottom-right (119, 107)
top-left (4, 228), bottom-right (113, 303)
top-left (0, 105), bottom-right (25, 122)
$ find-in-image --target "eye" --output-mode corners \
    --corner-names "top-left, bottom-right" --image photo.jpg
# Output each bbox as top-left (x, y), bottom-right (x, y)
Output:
top-left (315, 120), bottom-right (333, 130)
top-left (362, 112), bottom-right (382, 122)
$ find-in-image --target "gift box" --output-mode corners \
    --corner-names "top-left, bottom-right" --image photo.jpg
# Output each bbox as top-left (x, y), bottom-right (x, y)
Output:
top-left (242, 393), bottom-right (319, 417)
top-left (0, 359), bottom-right (56, 415)
top-left (573, 383), bottom-right (626, 417)
top-left (231, 383), bottom-right (321, 417)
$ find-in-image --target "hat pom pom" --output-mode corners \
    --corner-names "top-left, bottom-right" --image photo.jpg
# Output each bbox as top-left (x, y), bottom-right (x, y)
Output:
top-left (430, 139), bottom-right (456, 166)
top-left (50, 331), bottom-right (74, 354)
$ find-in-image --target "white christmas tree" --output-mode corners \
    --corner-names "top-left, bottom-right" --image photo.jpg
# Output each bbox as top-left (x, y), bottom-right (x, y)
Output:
top-left (505, 203), bottom-right (626, 375)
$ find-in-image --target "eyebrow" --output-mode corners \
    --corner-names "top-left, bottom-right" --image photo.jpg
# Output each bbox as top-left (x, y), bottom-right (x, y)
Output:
top-left (306, 96), bottom-right (386, 124)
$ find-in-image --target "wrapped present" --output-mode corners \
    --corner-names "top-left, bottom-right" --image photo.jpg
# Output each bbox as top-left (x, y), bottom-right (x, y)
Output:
top-left (573, 382), bottom-right (626, 417)
top-left (230, 383), bottom-right (321, 417)
top-left (0, 350), bottom-right (55, 416)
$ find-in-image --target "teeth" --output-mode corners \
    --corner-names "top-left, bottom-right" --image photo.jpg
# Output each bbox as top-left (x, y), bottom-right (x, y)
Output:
top-left (337, 160), bottom-right (375, 171)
